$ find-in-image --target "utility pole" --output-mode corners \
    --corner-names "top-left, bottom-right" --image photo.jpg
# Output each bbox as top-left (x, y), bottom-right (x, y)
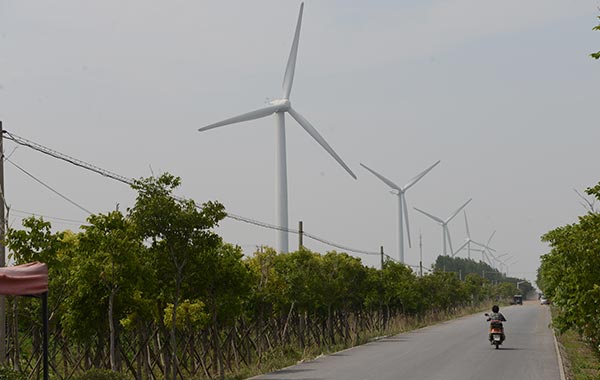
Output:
top-left (419, 233), bottom-right (423, 277)
top-left (380, 246), bottom-right (384, 271)
top-left (0, 121), bottom-right (6, 363)
top-left (298, 220), bottom-right (303, 250)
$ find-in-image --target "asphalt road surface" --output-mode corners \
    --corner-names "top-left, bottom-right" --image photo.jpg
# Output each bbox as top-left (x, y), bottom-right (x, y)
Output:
top-left (251, 301), bottom-right (561, 380)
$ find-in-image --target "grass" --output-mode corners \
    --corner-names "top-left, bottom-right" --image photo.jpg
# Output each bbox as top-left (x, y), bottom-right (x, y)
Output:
top-left (556, 329), bottom-right (600, 380)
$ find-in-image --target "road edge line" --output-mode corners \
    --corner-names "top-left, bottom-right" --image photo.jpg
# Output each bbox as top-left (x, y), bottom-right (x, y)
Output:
top-left (552, 327), bottom-right (567, 380)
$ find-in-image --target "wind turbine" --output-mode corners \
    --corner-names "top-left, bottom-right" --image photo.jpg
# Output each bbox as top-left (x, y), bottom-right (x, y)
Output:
top-left (198, 3), bottom-right (356, 253)
top-left (414, 199), bottom-right (472, 256)
top-left (360, 161), bottom-right (440, 263)
top-left (481, 230), bottom-right (497, 266)
top-left (453, 211), bottom-right (489, 259)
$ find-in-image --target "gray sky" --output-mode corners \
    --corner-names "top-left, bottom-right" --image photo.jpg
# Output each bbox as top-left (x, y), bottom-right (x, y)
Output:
top-left (1, 1), bottom-right (599, 285)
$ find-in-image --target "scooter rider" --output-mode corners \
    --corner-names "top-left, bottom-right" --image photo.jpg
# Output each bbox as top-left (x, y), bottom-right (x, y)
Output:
top-left (487, 305), bottom-right (506, 343)
top-left (488, 305), bottom-right (506, 322)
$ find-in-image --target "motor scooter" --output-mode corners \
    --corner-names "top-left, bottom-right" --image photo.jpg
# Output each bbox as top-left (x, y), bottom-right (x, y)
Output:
top-left (485, 313), bottom-right (505, 349)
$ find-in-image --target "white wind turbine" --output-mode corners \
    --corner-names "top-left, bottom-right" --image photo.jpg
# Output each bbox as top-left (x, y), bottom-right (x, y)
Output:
top-left (414, 199), bottom-right (472, 256)
top-left (482, 230), bottom-right (497, 266)
top-left (473, 230), bottom-right (497, 265)
top-left (198, 3), bottom-right (356, 253)
top-left (453, 211), bottom-right (489, 259)
top-left (360, 161), bottom-right (440, 263)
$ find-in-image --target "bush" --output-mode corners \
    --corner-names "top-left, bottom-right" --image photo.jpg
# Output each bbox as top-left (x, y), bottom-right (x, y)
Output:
top-left (0, 366), bottom-right (25, 380)
top-left (74, 369), bottom-right (126, 380)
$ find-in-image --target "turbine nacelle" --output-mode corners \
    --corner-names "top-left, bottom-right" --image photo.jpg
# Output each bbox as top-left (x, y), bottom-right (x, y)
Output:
top-left (268, 98), bottom-right (291, 111)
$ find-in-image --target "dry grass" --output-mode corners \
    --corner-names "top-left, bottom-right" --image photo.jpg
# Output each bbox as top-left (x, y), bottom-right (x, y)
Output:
top-left (556, 329), bottom-right (600, 380)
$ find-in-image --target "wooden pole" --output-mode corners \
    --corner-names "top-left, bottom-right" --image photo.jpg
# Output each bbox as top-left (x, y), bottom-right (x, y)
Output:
top-left (298, 220), bottom-right (303, 250)
top-left (0, 121), bottom-right (6, 363)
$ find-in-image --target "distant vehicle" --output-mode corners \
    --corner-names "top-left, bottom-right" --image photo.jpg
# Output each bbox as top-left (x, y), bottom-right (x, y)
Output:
top-left (540, 296), bottom-right (550, 305)
top-left (513, 295), bottom-right (523, 305)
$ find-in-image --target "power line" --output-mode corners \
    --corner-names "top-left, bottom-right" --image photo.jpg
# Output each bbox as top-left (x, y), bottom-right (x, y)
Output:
top-left (2, 130), bottom-right (384, 258)
top-left (6, 158), bottom-right (93, 215)
top-left (3, 131), bottom-right (133, 185)
top-left (10, 209), bottom-right (88, 225)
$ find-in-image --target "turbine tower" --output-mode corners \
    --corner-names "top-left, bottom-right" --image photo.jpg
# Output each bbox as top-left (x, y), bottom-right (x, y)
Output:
top-left (360, 161), bottom-right (440, 263)
top-left (198, 3), bottom-right (356, 253)
top-left (414, 199), bottom-right (472, 256)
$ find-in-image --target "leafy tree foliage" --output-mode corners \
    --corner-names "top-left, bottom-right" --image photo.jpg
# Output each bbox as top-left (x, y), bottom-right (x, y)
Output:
top-left (539, 183), bottom-right (600, 347)
top-left (128, 173), bottom-right (226, 380)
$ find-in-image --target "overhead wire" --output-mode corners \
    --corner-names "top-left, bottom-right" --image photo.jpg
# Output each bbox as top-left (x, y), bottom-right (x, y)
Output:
top-left (6, 158), bottom-right (94, 215)
top-left (10, 209), bottom-right (88, 225)
top-left (3, 130), bottom-right (387, 259)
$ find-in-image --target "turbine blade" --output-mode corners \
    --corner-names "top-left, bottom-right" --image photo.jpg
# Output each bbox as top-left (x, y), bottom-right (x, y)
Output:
top-left (288, 107), bottom-right (356, 179)
top-left (446, 227), bottom-right (454, 255)
top-left (360, 163), bottom-right (401, 190)
top-left (471, 241), bottom-right (489, 250)
top-left (413, 207), bottom-right (444, 224)
top-left (199, 105), bottom-right (282, 132)
top-left (464, 211), bottom-right (471, 238)
top-left (403, 195), bottom-right (412, 248)
top-left (486, 230), bottom-right (496, 247)
top-left (282, 3), bottom-right (304, 99)
top-left (446, 198), bottom-right (472, 223)
top-left (403, 160), bottom-right (441, 191)
top-left (485, 245), bottom-right (497, 252)
top-left (453, 240), bottom-right (469, 257)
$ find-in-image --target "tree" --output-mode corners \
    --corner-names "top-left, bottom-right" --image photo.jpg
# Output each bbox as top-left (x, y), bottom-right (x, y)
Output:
top-left (381, 261), bottom-right (419, 316)
top-left (5, 217), bottom-right (72, 372)
top-left (539, 182), bottom-right (600, 347)
top-left (128, 173), bottom-right (226, 380)
top-left (66, 211), bottom-right (145, 371)
top-left (189, 243), bottom-right (251, 379)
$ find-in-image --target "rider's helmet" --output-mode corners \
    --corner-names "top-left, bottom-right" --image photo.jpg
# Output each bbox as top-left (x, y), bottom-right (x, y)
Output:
top-left (492, 305), bottom-right (499, 313)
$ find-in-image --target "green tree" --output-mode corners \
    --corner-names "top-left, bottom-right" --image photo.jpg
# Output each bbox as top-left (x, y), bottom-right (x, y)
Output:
top-left (190, 243), bottom-right (251, 379)
top-left (538, 183), bottom-right (600, 347)
top-left (128, 173), bottom-right (226, 380)
top-left (381, 261), bottom-right (419, 316)
top-left (540, 210), bottom-right (600, 344)
top-left (320, 251), bottom-right (367, 343)
top-left (5, 217), bottom-right (75, 370)
top-left (64, 211), bottom-right (145, 371)
top-left (7, 216), bottom-right (65, 266)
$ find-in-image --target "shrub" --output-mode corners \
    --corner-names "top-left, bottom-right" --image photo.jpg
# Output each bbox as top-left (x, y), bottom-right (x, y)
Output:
top-left (0, 366), bottom-right (25, 380)
top-left (74, 369), bottom-right (126, 380)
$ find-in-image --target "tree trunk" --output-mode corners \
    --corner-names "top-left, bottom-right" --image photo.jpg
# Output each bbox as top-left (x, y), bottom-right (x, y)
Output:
top-left (171, 272), bottom-right (182, 380)
top-left (210, 299), bottom-right (224, 380)
top-left (12, 298), bottom-right (19, 371)
top-left (109, 286), bottom-right (118, 371)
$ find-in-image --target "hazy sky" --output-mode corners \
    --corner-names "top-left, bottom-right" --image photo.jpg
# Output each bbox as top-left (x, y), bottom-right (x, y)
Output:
top-left (1, 1), bottom-right (599, 285)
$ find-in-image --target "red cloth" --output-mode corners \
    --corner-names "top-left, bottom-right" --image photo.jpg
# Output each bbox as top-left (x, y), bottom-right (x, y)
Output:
top-left (0, 262), bottom-right (48, 295)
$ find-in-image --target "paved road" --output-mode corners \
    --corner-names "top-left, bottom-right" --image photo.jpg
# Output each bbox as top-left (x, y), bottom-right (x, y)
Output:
top-left (251, 301), bottom-right (561, 380)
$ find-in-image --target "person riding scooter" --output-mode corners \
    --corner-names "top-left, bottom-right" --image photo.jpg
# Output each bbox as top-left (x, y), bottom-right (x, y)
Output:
top-left (486, 305), bottom-right (506, 344)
